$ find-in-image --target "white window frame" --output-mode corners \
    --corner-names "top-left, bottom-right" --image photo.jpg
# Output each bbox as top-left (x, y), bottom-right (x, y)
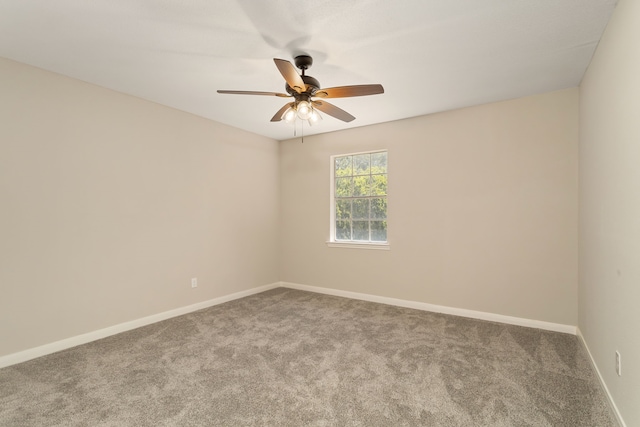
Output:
top-left (327, 149), bottom-right (390, 250)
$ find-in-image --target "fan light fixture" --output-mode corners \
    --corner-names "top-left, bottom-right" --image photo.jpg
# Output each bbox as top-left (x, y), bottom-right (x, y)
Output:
top-left (283, 101), bottom-right (322, 125)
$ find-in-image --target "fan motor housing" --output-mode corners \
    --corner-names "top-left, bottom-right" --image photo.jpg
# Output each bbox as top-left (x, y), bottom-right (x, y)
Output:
top-left (302, 75), bottom-right (320, 91)
top-left (285, 75), bottom-right (320, 96)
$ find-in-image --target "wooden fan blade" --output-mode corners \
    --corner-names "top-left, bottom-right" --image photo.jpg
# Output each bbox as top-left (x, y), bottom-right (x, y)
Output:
top-left (270, 103), bottom-right (294, 122)
top-left (274, 59), bottom-right (305, 93)
top-left (217, 90), bottom-right (290, 97)
top-left (314, 84), bottom-right (384, 98)
top-left (312, 100), bottom-right (355, 122)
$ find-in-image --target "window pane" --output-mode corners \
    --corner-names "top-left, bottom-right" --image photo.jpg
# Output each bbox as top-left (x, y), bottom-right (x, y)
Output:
top-left (371, 198), bottom-right (387, 219)
top-left (371, 221), bottom-right (387, 242)
top-left (353, 154), bottom-right (370, 176)
top-left (331, 151), bottom-right (388, 245)
top-left (336, 220), bottom-right (351, 240)
top-left (371, 152), bottom-right (387, 173)
top-left (335, 156), bottom-right (352, 177)
top-left (353, 175), bottom-right (371, 196)
top-left (335, 177), bottom-right (353, 197)
top-left (335, 199), bottom-right (351, 220)
top-left (352, 198), bottom-right (369, 220)
top-left (353, 221), bottom-right (369, 241)
top-left (371, 174), bottom-right (387, 196)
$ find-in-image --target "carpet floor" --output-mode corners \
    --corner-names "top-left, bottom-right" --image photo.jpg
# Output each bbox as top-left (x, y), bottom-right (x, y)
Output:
top-left (0, 288), bottom-right (616, 426)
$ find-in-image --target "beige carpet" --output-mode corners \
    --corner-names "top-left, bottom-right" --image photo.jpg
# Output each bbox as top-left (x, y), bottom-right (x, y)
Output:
top-left (0, 288), bottom-right (616, 426)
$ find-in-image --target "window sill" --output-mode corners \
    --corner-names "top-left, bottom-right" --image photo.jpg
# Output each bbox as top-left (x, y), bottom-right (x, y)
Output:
top-left (326, 241), bottom-right (390, 250)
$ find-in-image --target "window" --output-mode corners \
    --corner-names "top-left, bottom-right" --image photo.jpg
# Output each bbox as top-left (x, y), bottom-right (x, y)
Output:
top-left (329, 150), bottom-right (388, 248)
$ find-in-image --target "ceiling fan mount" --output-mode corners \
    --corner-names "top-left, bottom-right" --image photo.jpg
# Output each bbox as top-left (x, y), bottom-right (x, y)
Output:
top-left (293, 54), bottom-right (313, 71)
top-left (217, 55), bottom-right (384, 124)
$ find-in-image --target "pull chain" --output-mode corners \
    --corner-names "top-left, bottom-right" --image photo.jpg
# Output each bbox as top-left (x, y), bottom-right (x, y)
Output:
top-left (291, 117), bottom-right (304, 143)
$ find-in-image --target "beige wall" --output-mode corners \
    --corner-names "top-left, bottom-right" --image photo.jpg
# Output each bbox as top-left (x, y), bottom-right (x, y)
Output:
top-left (580, 0), bottom-right (640, 424)
top-left (0, 58), bottom-right (280, 357)
top-left (4, 33), bottom-right (633, 420)
top-left (280, 89), bottom-right (579, 325)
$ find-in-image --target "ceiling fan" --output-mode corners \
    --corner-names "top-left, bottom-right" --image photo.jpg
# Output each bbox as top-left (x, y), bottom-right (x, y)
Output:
top-left (217, 55), bottom-right (384, 125)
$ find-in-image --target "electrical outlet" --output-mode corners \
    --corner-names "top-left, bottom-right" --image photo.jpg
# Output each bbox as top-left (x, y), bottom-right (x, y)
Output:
top-left (615, 351), bottom-right (621, 376)
top-left (191, 277), bottom-right (198, 288)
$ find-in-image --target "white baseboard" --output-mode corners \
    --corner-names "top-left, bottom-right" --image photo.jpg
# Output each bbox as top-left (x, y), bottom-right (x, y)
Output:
top-left (0, 281), bottom-right (576, 369)
top-left (0, 282), bottom-right (280, 369)
top-left (279, 282), bottom-right (577, 334)
top-left (576, 328), bottom-right (626, 427)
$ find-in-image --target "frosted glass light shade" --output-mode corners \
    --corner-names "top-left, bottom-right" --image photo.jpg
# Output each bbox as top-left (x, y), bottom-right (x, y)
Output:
top-left (309, 109), bottom-right (321, 123)
top-left (296, 101), bottom-right (312, 120)
top-left (283, 107), bottom-right (296, 123)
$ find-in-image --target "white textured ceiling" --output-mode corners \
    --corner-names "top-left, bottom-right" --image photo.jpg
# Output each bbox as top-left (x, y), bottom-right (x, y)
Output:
top-left (0, 0), bottom-right (617, 141)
